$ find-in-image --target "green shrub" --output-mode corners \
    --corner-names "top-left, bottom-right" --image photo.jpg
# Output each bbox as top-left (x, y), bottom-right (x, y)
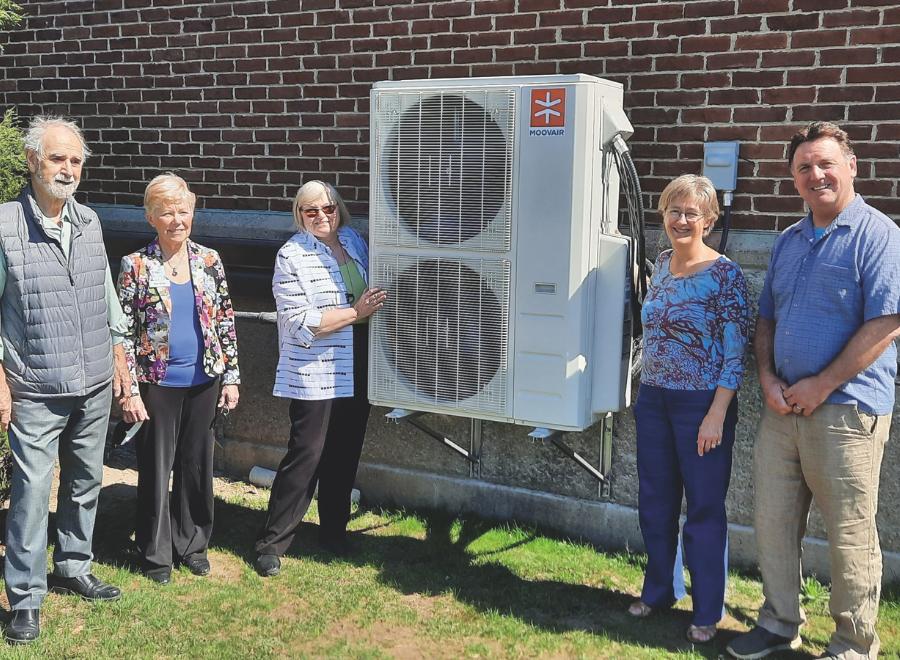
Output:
top-left (0, 107), bottom-right (26, 203)
top-left (0, 108), bottom-right (25, 502)
top-left (0, 0), bottom-right (23, 35)
top-left (0, 0), bottom-right (21, 496)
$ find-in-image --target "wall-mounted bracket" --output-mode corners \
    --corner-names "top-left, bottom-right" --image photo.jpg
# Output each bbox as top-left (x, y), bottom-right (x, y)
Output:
top-left (529, 412), bottom-right (614, 498)
top-left (385, 409), bottom-right (482, 478)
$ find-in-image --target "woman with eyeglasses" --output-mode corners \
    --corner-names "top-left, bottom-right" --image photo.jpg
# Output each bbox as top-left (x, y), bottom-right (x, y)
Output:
top-left (628, 174), bottom-right (750, 644)
top-left (253, 180), bottom-right (385, 577)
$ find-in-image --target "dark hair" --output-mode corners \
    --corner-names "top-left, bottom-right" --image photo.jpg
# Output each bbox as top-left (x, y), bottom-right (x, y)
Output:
top-left (787, 121), bottom-right (854, 168)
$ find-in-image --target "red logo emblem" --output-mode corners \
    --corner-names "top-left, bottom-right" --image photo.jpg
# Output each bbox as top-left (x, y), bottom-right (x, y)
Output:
top-left (530, 88), bottom-right (566, 127)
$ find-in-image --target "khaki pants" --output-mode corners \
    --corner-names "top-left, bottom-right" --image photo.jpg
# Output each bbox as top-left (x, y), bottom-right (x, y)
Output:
top-left (753, 404), bottom-right (889, 659)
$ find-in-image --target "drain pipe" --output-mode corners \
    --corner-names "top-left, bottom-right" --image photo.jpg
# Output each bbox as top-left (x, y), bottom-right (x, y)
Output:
top-left (248, 465), bottom-right (277, 488)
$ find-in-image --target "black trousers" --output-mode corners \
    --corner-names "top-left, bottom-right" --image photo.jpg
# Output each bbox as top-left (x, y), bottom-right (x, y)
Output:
top-left (255, 325), bottom-right (371, 557)
top-left (136, 378), bottom-right (219, 570)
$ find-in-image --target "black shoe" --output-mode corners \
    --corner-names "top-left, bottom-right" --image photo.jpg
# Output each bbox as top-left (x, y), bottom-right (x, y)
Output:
top-left (5, 608), bottom-right (40, 645)
top-left (726, 626), bottom-right (802, 659)
top-left (47, 573), bottom-right (122, 601)
top-left (143, 566), bottom-right (172, 585)
top-left (254, 554), bottom-right (280, 577)
top-left (183, 556), bottom-right (210, 577)
top-left (319, 533), bottom-right (356, 557)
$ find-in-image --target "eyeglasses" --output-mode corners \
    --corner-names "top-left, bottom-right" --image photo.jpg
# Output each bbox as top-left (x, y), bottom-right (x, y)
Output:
top-left (665, 208), bottom-right (704, 223)
top-left (300, 204), bottom-right (337, 219)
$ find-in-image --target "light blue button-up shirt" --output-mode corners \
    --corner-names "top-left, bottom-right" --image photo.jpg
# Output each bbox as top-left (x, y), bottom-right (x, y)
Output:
top-left (758, 194), bottom-right (900, 415)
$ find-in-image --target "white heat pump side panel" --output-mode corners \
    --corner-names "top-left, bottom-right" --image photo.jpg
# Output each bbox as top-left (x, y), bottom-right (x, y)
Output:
top-left (590, 234), bottom-right (631, 414)
top-left (368, 252), bottom-right (512, 419)
top-left (510, 80), bottom-right (607, 431)
top-left (370, 88), bottom-right (516, 253)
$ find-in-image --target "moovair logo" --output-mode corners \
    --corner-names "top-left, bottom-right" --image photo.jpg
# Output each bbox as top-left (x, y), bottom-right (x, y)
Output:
top-left (529, 88), bottom-right (566, 136)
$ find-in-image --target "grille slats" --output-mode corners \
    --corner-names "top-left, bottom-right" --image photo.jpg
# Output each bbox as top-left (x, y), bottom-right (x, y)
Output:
top-left (370, 254), bottom-right (511, 414)
top-left (372, 89), bottom-right (515, 251)
top-left (370, 87), bottom-right (516, 416)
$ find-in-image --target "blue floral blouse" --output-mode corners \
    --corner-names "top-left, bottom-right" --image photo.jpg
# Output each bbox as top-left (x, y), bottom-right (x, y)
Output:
top-left (641, 250), bottom-right (750, 391)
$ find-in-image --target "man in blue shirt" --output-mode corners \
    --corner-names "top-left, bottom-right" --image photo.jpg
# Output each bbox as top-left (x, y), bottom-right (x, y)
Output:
top-left (728, 122), bottom-right (900, 660)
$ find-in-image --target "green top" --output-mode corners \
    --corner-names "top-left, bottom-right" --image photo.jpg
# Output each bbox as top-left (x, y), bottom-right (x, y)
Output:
top-left (338, 260), bottom-right (368, 324)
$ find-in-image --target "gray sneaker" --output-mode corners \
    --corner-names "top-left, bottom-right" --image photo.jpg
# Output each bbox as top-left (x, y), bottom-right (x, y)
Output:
top-left (726, 626), bottom-right (802, 659)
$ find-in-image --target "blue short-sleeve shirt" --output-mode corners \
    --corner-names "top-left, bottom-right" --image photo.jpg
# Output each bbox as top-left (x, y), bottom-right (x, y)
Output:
top-left (758, 194), bottom-right (900, 415)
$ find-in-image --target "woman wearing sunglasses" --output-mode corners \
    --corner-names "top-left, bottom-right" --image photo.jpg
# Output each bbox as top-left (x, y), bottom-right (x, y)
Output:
top-left (253, 180), bottom-right (385, 577)
top-left (628, 175), bottom-right (750, 644)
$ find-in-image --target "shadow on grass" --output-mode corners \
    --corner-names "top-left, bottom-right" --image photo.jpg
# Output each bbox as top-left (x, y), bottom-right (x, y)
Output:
top-left (351, 512), bottom-right (824, 659)
top-left (87, 481), bottom-right (820, 659)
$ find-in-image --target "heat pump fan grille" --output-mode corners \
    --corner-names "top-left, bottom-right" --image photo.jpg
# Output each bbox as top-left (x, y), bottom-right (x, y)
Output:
top-left (373, 89), bottom-right (515, 250)
top-left (371, 254), bottom-right (511, 415)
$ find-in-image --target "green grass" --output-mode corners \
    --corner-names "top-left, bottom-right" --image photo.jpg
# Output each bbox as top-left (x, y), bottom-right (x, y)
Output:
top-left (2, 482), bottom-right (898, 659)
top-left (800, 575), bottom-right (830, 615)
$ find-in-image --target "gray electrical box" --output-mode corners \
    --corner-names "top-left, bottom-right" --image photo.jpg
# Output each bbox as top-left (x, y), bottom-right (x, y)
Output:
top-left (703, 141), bottom-right (739, 191)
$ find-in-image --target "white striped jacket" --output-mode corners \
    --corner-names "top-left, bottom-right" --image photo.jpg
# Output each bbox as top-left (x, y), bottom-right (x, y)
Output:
top-left (272, 227), bottom-right (369, 400)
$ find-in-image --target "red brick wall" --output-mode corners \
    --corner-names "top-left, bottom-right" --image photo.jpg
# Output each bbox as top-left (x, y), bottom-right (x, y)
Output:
top-left (1, 0), bottom-right (898, 229)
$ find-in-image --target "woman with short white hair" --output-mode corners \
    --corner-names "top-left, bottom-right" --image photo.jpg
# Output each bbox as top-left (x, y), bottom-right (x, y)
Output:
top-left (253, 180), bottom-right (385, 577)
top-left (117, 173), bottom-right (240, 584)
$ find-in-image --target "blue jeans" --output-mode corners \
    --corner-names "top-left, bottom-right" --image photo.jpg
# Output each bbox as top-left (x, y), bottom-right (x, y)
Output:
top-left (4, 383), bottom-right (112, 610)
top-left (634, 383), bottom-right (737, 626)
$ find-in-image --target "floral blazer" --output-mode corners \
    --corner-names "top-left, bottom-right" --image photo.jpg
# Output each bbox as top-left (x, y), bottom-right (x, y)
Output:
top-left (117, 238), bottom-right (240, 393)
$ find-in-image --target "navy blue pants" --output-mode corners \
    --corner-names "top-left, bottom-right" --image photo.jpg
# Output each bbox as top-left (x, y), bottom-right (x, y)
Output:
top-left (634, 383), bottom-right (737, 626)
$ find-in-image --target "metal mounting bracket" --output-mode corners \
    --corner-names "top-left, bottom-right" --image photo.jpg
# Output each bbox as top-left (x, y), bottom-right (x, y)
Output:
top-left (529, 412), bottom-right (614, 498)
top-left (386, 409), bottom-right (482, 478)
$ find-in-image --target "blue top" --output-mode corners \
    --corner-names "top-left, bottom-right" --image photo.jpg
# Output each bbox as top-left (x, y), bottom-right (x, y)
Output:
top-left (641, 250), bottom-right (750, 391)
top-left (160, 280), bottom-right (214, 388)
top-left (758, 194), bottom-right (900, 415)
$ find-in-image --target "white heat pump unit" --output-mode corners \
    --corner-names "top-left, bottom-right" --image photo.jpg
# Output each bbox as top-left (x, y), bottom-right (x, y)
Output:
top-left (368, 74), bottom-right (635, 432)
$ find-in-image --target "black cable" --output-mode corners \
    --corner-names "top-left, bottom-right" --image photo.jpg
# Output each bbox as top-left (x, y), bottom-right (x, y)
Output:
top-left (717, 203), bottom-right (732, 254)
top-left (622, 150), bottom-right (648, 304)
top-left (611, 143), bottom-right (648, 336)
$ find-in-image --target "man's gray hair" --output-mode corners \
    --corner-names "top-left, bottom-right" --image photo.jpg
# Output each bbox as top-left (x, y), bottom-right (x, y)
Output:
top-left (23, 115), bottom-right (92, 161)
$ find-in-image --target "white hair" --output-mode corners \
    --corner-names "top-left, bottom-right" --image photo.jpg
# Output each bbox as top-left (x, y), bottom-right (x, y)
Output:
top-left (23, 115), bottom-right (91, 161)
top-left (291, 180), bottom-right (351, 231)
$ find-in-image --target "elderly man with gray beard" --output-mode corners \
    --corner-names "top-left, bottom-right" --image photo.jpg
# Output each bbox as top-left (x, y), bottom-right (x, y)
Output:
top-left (0, 116), bottom-right (132, 645)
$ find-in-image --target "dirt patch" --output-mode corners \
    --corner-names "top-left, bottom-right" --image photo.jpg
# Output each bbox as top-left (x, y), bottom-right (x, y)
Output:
top-left (269, 589), bottom-right (312, 623)
top-left (317, 594), bottom-right (495, 659)
top-left (207, 550), bottom-right (244, 581)
top-left (397, 592), bottom-right (439, 617)
top-left (354, 619), bottom-right (504, 659)
top-left (330, 619), bottom-right (448, 658)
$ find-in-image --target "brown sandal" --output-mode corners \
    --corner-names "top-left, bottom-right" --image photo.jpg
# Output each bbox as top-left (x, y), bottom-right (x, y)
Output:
top-left (686, 624), bottom-right (717, 644)
top-left (627, 600), bottom-right (653, 618)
